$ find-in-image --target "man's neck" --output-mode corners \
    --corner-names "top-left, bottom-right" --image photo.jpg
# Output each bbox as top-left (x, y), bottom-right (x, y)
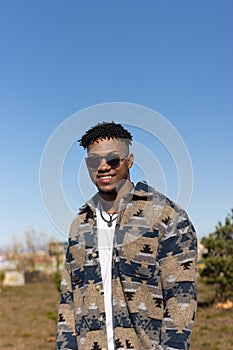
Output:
top-left (98, 180), bottom-right (134, 214)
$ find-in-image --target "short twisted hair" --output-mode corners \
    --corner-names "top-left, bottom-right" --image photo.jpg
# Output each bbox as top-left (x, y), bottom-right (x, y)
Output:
top-left (79, 122), bottom-right (133, 149)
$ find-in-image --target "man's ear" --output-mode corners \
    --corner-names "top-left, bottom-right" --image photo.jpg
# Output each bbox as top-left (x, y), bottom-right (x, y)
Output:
top-left (127, 153), bottom-right (134, 169)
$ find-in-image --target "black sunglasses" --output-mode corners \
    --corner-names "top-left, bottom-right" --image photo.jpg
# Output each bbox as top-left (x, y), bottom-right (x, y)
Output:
top-left (85, 152), bottom-right (128, 170)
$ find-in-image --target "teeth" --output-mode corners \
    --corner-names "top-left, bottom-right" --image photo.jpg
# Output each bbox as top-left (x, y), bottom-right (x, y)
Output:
top-left (101, 176), bottom-right (112, 179)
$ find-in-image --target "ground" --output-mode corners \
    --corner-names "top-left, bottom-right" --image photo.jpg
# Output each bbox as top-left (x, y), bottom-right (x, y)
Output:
top-left (0, 280), bottom-right (232, 349)
top-left (191, 280), bottom-right (233, 350)
top-left (0, 281), bottom-right (58, 350)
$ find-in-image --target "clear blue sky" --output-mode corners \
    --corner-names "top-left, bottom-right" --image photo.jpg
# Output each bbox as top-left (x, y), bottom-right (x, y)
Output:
top-left (0, 0), bottom-right (233, 248)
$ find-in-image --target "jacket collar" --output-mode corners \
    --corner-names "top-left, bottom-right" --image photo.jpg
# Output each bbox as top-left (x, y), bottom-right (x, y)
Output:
top-left (79, 181), bottom-right (154, 215)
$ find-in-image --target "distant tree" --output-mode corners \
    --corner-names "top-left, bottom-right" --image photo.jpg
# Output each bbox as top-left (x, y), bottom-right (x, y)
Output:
top-left (24, 228), bottom-right (38, 272)
top-left (8, 235), bottom-right (23, 270)
top-left (200, 209), bottom-right (233, 302)
top-left (9, 228), bottom-right (53, 273)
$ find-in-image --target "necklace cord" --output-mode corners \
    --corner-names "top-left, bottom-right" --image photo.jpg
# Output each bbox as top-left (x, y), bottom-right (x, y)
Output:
top-left (100, 209), bottom-right (118, 227)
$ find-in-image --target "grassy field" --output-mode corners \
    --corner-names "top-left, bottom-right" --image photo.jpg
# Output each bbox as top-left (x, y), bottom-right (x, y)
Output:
top-left (0, 280), bottom-right (233, 349)
top-left (0, 281), bottom-right (58, 350)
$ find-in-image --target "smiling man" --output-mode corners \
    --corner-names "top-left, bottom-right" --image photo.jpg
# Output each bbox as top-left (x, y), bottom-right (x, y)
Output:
top-left (56, 122), bottom-right (197, 350)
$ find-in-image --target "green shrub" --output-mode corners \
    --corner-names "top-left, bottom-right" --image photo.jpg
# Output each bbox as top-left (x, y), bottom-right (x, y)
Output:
top-left (52, 271), bottom-right (62, 292)
top-left (0, 271), bottom-right (5, 283)
top-left (200, 209), bottom-right (233, 302)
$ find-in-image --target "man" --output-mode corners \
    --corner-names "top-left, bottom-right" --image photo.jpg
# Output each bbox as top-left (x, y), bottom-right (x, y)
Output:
top-left (56, 122), bottom-right (197, 350)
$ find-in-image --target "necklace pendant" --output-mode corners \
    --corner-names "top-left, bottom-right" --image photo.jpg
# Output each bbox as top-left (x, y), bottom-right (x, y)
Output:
top-left (108, 221), bottom-right (112, 227)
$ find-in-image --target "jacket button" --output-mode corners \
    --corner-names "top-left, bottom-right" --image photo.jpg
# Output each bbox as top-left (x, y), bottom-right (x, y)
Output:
top-left (98, 315), bottom-right (103, 322)
top-left (92, 252), bottom-right (97, 258)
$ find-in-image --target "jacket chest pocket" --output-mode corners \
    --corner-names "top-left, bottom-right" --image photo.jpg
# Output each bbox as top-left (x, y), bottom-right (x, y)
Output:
top-left (69, 244), bottom-right (101, 287)
top-left (119, 235), bottom-right (159, 280)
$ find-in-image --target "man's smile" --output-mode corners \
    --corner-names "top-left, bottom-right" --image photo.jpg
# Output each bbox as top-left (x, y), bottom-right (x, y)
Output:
top-left (97, 174), bottom-right (116, 184)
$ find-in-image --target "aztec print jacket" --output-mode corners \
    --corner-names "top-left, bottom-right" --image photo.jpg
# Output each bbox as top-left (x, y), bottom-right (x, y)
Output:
top-left (56, 181), bottom-right (197, 350)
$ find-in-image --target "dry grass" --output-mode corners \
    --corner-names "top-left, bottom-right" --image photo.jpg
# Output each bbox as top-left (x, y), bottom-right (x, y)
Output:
top-left (0, 281), bottom-right (59, 349)
top-left (0, 280), bottom-right (232, 349)
top-left (191, 280), bottom-right (233, 350)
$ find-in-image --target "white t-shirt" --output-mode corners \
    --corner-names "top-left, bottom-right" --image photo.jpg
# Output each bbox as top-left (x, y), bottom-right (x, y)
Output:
top-left (96, 202), bottom-right (116, 350)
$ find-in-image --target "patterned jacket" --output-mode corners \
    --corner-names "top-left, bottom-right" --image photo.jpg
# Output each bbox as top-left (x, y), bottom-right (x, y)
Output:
top-left (56, 181), bottom-right (197, 350)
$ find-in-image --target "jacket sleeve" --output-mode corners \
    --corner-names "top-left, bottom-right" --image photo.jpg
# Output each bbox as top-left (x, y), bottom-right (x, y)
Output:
top-left (158, 209), bottom-right (198, 350)
top-left (56, 244), bottom-right (78, 350)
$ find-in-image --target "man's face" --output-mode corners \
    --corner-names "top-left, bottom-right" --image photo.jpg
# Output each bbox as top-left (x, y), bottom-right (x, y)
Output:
top-left (86, 138), bottom-right (134, 198)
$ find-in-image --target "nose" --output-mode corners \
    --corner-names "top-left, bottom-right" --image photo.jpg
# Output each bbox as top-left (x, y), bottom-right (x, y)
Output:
top-left (98, 157), bottom-right (111, 171)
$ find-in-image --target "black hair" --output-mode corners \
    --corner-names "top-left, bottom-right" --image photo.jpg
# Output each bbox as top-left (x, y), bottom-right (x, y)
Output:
top-left (79, 121), bottom-right (133, 149)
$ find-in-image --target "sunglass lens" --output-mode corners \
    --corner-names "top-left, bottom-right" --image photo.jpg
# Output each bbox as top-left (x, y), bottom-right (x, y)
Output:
top-left (107, 156), bottom-right (120, 167)
top-left (86, 157), bottom-right (101, 169)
